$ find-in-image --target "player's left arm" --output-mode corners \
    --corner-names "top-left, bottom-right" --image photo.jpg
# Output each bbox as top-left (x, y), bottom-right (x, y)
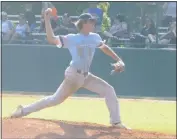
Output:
top-left (96, 34), bottom-right (125, 73)
top-left (99, 42), bottom-right (121, 62)
top-left (99, 43), bottom-right (125, 73)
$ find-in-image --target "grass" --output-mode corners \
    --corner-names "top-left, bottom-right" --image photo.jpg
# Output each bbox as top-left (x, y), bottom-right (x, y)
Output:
top-left (2, 94), bottom-right (176, 135)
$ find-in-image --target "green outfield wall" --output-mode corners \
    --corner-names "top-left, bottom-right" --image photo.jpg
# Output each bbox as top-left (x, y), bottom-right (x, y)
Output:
top-left (2, 44), bottom-right (176, 97)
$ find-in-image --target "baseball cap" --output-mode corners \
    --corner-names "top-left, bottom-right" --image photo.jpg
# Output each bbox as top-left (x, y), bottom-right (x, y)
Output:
top-left (75, 13), bottom-right (97, 30)
top-left (78, 13), bottom-right (97, 21)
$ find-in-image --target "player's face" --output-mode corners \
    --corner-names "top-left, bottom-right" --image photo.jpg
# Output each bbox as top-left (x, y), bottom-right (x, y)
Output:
top-left (84, 19), bottom-right (96, 32)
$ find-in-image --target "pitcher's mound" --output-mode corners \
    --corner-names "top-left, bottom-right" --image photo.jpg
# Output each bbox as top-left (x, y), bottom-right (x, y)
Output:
top-left (2, 118), bottom-right (175, 139)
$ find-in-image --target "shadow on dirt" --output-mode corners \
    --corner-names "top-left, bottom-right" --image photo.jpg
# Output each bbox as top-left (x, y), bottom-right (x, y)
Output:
top-left (34, 119), bottom-right (121, 139)
top-left (4, 118), bottom-right (175, 139)
top-left (3, 118), bottom-right (122, 139)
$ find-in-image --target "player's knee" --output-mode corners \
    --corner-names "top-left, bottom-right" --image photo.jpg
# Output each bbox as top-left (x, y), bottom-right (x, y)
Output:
top-left (105, 85), bottom-right (114, 94)
top-left (46, 95), bottom-right (59, 106)
top-left (105, 85), bottom-right (117, 99)
top-left (107, 85), bottom-right (115, 93)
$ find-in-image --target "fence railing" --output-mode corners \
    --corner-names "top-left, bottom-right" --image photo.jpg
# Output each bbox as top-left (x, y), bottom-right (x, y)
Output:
top-left (2, 43), bottom-right (176, 49)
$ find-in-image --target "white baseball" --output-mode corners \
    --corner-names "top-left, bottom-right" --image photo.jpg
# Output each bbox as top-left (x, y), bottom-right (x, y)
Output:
top-left (45, 8), bottom-right (52, 15)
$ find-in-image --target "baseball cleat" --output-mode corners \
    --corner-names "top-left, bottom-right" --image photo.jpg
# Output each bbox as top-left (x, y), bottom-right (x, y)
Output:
top-left (112, 123), bottom-right (131, 130)
top-left (10, 105), bottom-right (24, 118)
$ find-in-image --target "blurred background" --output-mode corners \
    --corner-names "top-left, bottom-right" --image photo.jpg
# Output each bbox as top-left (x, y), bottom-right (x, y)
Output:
top-left (1, 1), bottom-right (176, 48)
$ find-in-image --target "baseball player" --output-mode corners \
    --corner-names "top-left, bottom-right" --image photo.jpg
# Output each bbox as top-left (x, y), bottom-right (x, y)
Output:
top-left (11, 8), bottom-right (129, 129)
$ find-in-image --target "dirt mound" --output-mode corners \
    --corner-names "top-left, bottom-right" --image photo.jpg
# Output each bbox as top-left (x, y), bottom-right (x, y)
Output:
top-left (2, 118), bottom-right (176, 139)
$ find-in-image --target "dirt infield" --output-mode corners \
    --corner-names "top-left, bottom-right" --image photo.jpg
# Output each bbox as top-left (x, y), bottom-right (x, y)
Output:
top-left (2, 118), bottom-right (176, 139)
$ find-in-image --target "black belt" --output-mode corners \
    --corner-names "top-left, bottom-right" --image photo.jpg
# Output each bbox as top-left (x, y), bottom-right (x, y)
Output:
top-left (77, 70), bottom-right (88, 77)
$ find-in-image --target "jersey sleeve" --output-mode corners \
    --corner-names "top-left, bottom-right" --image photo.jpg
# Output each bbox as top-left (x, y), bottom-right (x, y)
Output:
top-left (55, 34), bottom-right (75, 48)
top-left (94, 33), bottom-right (104, 48)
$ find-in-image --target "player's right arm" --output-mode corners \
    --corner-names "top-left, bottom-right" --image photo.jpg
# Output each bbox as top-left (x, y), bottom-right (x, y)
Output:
top-left (44, 8), bottom-right (67, 48)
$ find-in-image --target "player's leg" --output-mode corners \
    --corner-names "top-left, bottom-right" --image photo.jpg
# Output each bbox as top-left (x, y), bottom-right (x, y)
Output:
top-left (82, 73), bottom-right (125, 127)
top-left (11, 77), bottom-right (80, 118)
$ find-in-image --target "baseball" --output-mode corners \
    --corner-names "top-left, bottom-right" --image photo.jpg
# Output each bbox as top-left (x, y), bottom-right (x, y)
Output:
top-left (46, 8), bottom-right (52, 14)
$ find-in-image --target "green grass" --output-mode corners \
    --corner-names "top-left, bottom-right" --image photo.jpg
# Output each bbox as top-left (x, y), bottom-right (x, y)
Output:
top-left (2, 95), bottom-right (176, 135)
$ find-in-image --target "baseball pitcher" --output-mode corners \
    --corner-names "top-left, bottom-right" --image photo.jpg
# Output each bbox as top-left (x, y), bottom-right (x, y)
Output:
top-left (11, 8), bottom-right (129, 129)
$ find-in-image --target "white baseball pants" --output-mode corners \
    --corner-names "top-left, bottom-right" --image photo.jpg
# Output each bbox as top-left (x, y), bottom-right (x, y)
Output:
top-left (22, 66), bottom-right (121, 124)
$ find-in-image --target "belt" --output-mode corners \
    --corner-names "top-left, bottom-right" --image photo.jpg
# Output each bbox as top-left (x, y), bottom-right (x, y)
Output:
top-left (77, 69), bottom-right (88, 77)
